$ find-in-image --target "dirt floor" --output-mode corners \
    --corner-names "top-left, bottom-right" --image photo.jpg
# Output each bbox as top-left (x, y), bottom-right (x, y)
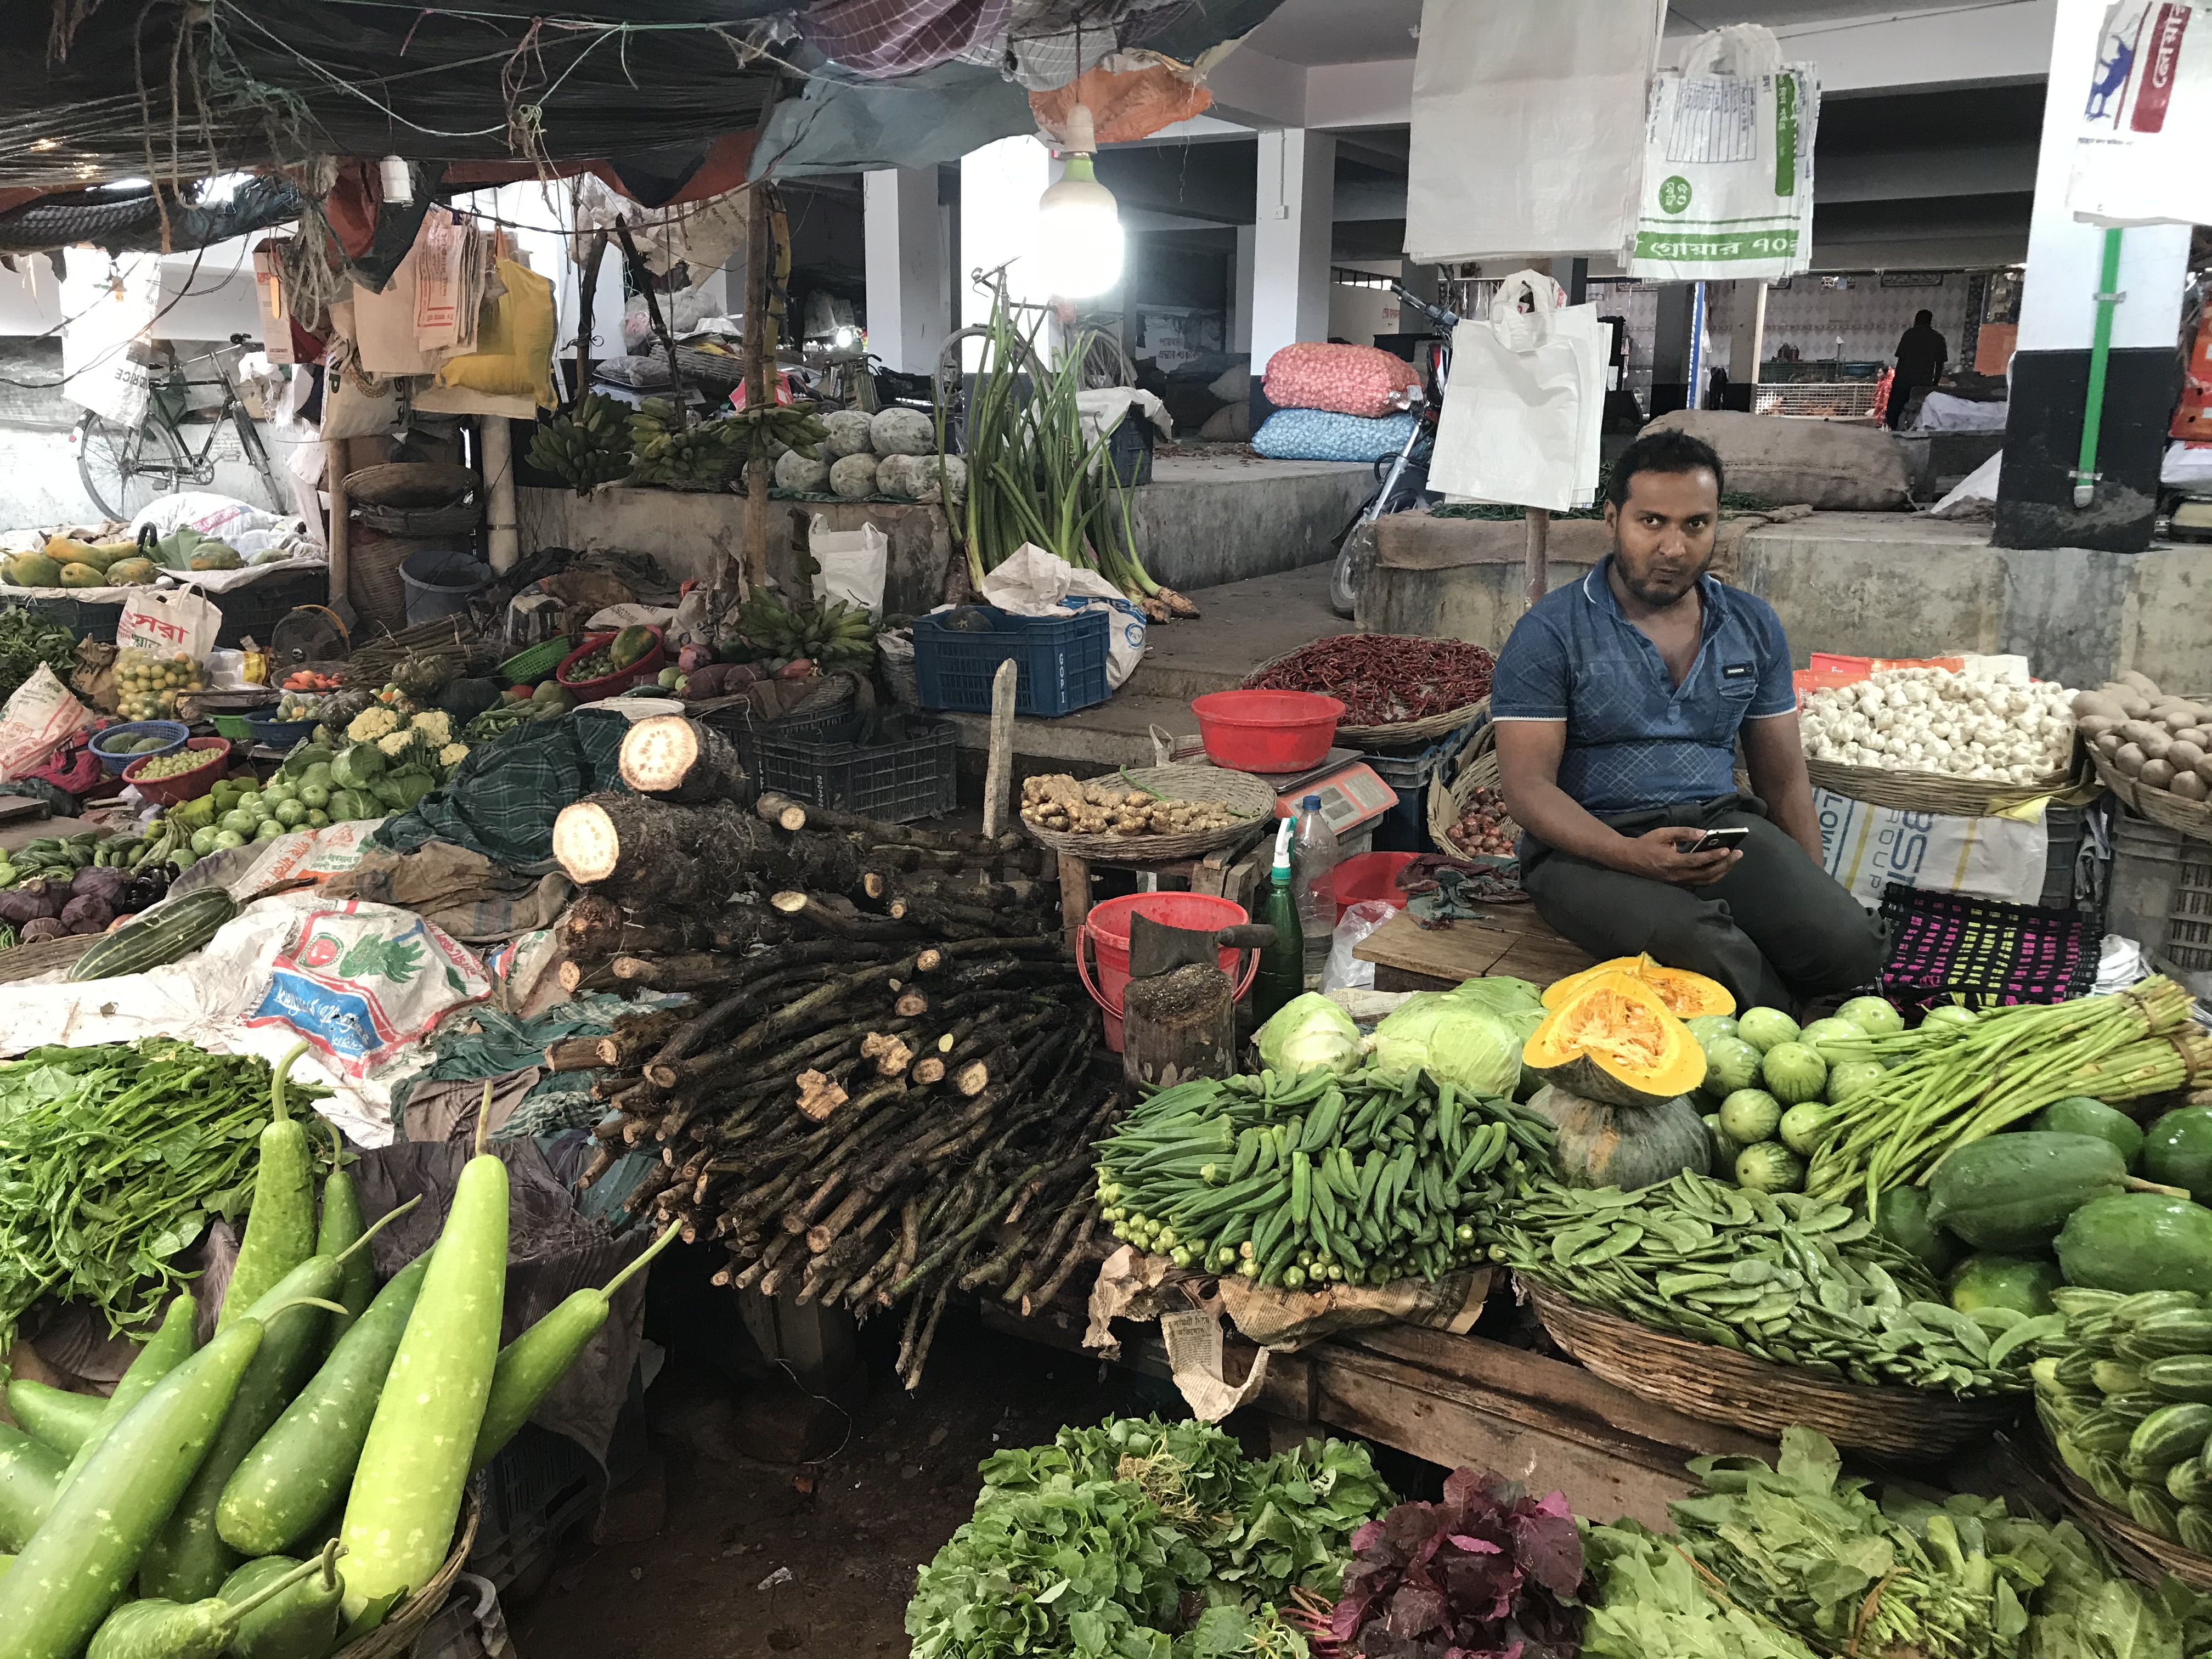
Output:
top-left (510, 1304), bottom-right (1178, 1659)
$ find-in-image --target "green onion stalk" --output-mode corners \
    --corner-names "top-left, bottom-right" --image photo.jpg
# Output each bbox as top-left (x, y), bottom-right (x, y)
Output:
top-left (1801, 977), bottom-right (2211, 1204)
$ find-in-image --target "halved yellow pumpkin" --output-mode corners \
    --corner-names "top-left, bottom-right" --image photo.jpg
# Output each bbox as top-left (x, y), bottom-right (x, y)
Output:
top-left (1539, 953), bottom-right (1735, 1019)
top-left (1522, 970), bottom-right (1708, 1110)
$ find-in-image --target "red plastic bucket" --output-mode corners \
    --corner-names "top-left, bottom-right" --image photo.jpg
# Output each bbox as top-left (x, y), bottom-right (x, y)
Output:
top-left (1079, 891), bottom-right (1260, 1052)
top-left (1191, 690), bottom-right (1344, 772)
top-left (1331, 851), bottom-right (1418, 923)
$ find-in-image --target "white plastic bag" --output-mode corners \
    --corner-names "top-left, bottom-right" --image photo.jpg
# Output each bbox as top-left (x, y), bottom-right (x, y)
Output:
top-left (1323, 901), bottom-right (1397, 994)
top-left (980, 542), bottom-right (1148, 691)
top-left (1429, 270), bottom-right (1606, 512)
top-left (0, 664), bottom-right (97, 781)
top-left (1628, 25), bottom-right (1819, 280)
top-left (2070, 4), bottom-right (2212, 227)
top-left (128, 492), bottom-right (306, 546)
top-left (809, 516), bottom-right (889, 617)
top-left (116, 584), bottom-right (223, 662)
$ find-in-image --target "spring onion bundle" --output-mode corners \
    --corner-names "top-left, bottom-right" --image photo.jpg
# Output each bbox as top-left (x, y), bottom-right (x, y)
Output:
top-left (1801, 978), bottom-right (2212, 1203)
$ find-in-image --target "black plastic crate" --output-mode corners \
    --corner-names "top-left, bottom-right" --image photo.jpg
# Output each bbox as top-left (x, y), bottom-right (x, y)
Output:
top-left (211, 565), bottom-right (330, 648)
top-left (757, 712), bottom-right (958, 823)
top-left (699, 701), bottom-right (848, 786)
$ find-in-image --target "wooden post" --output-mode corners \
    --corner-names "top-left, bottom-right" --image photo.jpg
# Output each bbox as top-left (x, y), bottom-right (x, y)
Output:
top-left (326, 438), bottom-right (351, 612)
top-left (741, 184), bottom-right (775, 593)
top-left (481, 415), bottom-right (518, 574)
top-left (1057, 850), bottom-right (1091, 957)
top-left (1523, 506), bottom-right (1549, 607)
top-left (981, 658), bottom-right (1018, 839)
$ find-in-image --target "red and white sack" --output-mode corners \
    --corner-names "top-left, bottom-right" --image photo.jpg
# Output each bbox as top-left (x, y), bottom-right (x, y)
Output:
top-left (0, 664), bottom-right (97, 781)
top-left (1261, 343), bottom-right (1421, 418)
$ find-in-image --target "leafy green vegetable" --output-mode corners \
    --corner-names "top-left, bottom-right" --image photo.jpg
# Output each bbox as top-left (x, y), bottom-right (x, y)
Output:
top-left (1580, 1521), bottom-right (1820, 1658)
top-left (1367, 994), bottom-right (1522, 1099)
top-left (1253, 994), bottom-right (1362, 1081)
top-left (0, 605), bottom-right (78, 707)
top-left (0, 1040), bottom-right (331, 1347)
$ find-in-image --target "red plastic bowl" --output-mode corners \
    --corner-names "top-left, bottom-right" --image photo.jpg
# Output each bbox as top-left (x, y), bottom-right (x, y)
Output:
top-left (123, 736), bottom-right (231, 805)
top-left (1191, 689), bottom-right (1344, 772)
top-left (556, 627), bottom-right (668, 703)
top-left (1331, 851), bottom-right (1418, 923)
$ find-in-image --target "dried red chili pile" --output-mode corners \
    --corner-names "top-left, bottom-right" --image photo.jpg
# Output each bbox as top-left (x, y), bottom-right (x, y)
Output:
top-left (1244, 635), bottom-right (1496, 725)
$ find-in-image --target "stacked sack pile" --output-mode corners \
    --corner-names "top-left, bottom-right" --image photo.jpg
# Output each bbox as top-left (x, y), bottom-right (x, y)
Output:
top-left (1251, 343), bottom-right (1422, 462)
top-left (771, 407), bottom-right (969, 505)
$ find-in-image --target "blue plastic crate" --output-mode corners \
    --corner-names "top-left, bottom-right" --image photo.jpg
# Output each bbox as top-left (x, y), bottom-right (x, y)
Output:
top-left (913, 606), bottom-right (1109, 718)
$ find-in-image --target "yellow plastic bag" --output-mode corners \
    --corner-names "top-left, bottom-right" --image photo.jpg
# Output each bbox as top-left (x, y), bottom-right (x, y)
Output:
top-left (435, 258), bottom-right (556, 407)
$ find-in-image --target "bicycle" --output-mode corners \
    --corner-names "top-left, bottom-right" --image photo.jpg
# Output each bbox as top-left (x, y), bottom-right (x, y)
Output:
top-left (72, 332), bottom-right (282, 522)
top-left (1328, 284), bottom-right (1460, 618)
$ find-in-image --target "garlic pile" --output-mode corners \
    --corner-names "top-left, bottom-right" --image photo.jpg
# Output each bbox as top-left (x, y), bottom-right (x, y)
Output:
top-left (1799, 667), bottom-right (2076, 782)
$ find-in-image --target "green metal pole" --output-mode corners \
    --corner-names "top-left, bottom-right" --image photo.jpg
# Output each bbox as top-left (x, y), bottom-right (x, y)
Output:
top-left (2075, 227), bottom-right (2125, 509)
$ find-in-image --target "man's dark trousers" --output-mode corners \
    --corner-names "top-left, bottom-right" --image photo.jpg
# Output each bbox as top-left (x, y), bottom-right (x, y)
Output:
top-left (1519, 794), bottom-right (1885, 1015)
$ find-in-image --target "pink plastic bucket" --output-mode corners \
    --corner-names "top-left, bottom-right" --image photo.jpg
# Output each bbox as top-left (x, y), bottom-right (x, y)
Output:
top-left (1079, 891), bottom-right (1260, 1052)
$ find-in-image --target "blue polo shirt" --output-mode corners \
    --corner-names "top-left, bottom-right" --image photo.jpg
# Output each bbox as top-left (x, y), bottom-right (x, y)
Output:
top-left (1490, 559), bottom-right (1797, 814)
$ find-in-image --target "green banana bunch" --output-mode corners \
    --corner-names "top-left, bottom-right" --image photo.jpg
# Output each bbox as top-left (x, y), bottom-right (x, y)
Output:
top-left (630, 406), bottom-right (747, 484)
top-left (727, 400), bottom-right (832, 463)
top-left (737, 589), bottom-right (876, 669)
top-left (527, 392), bottom-right (634, 495)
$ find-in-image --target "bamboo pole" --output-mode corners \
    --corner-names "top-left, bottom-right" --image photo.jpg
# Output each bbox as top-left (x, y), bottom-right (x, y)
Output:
top-left (1524, 506), bottom-right (1549, 607)
top-left (741, 184), bottom-right (774, 593)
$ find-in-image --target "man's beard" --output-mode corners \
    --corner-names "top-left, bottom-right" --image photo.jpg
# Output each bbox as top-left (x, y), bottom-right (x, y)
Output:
top-left (1615, 554), bottom-right (1708, 606)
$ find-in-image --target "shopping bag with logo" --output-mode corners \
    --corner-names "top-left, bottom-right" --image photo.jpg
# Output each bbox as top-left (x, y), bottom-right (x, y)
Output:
top-left (1628, 24), bottom-right (1819, 281)
top-left (115, 583), bottom-right (223, 662)
top-left (2069, 2), bottom-right (2212, 226)
top-left (1428, 270), bottom-right (1606, 512)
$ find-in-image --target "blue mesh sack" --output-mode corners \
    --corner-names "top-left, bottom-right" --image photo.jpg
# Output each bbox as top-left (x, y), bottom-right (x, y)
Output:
top-left (1251, 408), bottom-right (1418, 462)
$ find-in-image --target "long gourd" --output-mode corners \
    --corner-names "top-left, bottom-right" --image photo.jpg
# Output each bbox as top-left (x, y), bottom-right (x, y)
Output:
top-left (66, 885), bottom-right (238, 982)
top-left (219, 1040), bottom-right (318, 1331)
top-left (0, 1424), bottom-right (63, 1553)
top-left (87, 1554), bottom-right (331, 1659)
top-left (59, 1296), bottom-right (198, 1493)
top-left (0, 1306), bottom-right (307, 1659)
top-left (218, 1252), bottom-right (432, 1556)
top-left (317, 1125), bottom-right (374, 1352)
top-left (218, 1541), bottom-right (346, 1659)
top-left (3, 1381), bottom-right (104, 1455)
top-left (339, 1109), bottom-right (507, 1617)
top-left (472, 1222), bottom-right (677, 1472)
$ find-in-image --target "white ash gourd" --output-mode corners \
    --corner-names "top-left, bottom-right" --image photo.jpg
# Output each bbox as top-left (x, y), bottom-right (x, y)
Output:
top-left (870, 406), bottom-right (935, 455)
top-left (829, 452), bottom-right (881, 499)
top-left (821, 409), bottom-right (874, 459)
top-left (774, 449), bottom-right (832, 493)
top-left (1798, 666), bottom-right (2078, 784)
top-left (875, 452), bottom-right (925, 500)
top-left (2074, 669), bottom-right (2212, 802)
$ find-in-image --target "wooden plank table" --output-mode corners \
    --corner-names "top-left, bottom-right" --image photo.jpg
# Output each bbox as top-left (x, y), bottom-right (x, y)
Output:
top-left (1352, 904), bottom-right (1594, 991)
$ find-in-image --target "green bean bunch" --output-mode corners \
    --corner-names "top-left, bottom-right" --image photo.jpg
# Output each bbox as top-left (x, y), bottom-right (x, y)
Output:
top-left (1497, 1172), bottom-right (2033, 1395)
top-left (1802, 976), bottom-right (2211, 1203)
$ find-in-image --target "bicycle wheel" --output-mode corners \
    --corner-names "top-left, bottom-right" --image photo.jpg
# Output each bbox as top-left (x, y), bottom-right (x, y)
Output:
top-left (75, 411), bottom-right (184, 522)
top-left (229, 404), bottom-right (284, 512)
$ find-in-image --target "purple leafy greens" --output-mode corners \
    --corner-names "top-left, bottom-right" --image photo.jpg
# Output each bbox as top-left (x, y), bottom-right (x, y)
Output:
top-left (1330, 1469), bottom-right (1586, 1659)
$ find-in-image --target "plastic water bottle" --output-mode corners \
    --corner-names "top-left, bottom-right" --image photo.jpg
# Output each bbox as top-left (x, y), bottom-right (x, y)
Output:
top-left (1252, 817), bottom-right (1305, 1023)
top-left (1291, 793), bottom-right (1340, 943)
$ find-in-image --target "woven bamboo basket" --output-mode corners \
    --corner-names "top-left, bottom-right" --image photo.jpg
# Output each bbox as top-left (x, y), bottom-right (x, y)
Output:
top-left (1020, 764), bottom-right (1277, 862)
top-left (346, 530), bottom-right (415, 635)
top-left (344, 461), bottom-right (476, 509)
top-left (329, 1492), bottom-right (480, 1659)
top-left (1339, 698), bottom-right (1491, 747)
top-left (356, 495), bottom-right (480, 538)
top-left (1527, 1282), bottom-right (2023, 1458)
top-left (1426, 727), bottom-right (1521, 855)
top-left (1803, 751), bottom-right (2079, 817)
top-left (2047, 1451), bottom-right (2212, 1591)
top-left (2092, 746), bottom-right (2212, 842)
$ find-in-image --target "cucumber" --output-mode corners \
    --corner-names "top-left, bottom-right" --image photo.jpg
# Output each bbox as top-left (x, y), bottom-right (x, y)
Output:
top-left (61, 1296), bottom-right (198, 1492)
top-left (218, 1253), bottom-right (432, 1556)
top-left (472, 1223), bottom-right (678, 1473)
top-left (0, 1314), bottom-right (273, 1659)
top-left (87, 1554), bottom-right (329, 1659)
top-left (0, 1424), bottom-right (63, 1551)
top-left (139, 1257), bottom-right (341, 1602)
top-left (2129, 1401), bottom-right (2212, 1469)
top-left (317, 1152), bottom-right (374, 1353)
top-left (2147, 1356), bottom-right (2212, 1404)
top-left (5, 1380), bottom-right (104, 1454)
top-left (339, 1146), bottom-right (509, 1615)
top-left (219, 1540), bottom-right (345, 1659)
top-left (219, 1041), bottom-right (318, 1330)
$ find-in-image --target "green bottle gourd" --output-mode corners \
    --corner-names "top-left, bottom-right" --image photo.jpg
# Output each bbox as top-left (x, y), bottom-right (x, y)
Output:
top-left (218, 1539), bottom-right (346, 1659)
top-left (2, 1380), bottom-right (104, 1455)
top-left (59, 1295), bottom-right (198, 1493)
top-left (87, 1553), bottom-right (332, 1659)
top-left (315, 1122), bottom-right (374, 1353)
top-left (0, 1423), bottom-right (63, 1553)
top-left (221, 1041), bottom-right (319, 1330)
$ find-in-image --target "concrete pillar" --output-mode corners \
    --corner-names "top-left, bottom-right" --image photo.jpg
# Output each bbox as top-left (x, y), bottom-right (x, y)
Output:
top-left (1727, 280), bottom-right (1767, 382)
top-left (1249, 128), bottom-right (1336, 370)
top-left (1994, 0), bottom-right (2191, 553)
top-left (1232, 225), bottom-right (1256, 355)
top-left (1650, 284), bottom-right (1695, 417)
top-left (864, 166), bottom-right (951, 374)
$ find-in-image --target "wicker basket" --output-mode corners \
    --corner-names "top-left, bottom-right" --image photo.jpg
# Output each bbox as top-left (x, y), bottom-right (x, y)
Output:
top-left (329, 1492), bottom-right (481, 1659)
top-left (346, 529), bottom-right (415, 634)
top-left (1526, 1282), bottom-right (2023, 1458)
top-left (1425, 726), bottom-right (1522, 854)
top-left (1803, 751), bottom-right (2079, 816)
top-left (2092, 747), bottom-right (2212, 842)
top-left (1020, 764), bottom-right (1278, 862)
top-left (356, 496), bottom-right (479, 538)
top-left (345, 461), bottom-right (476, 509)
top-left (2047, 1449), bottom-right (2212, 1591)
top-left (1339, 698), bottom-right (1490, 748)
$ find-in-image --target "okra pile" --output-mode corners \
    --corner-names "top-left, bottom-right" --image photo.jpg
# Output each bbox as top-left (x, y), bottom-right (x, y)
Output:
top-left (1497, 1172), bottom-right (2035, 1396)
top-left (1092, 1067), bottom-right (1554, 1289)
top-left (2033, 1285), bottom-right (2212, 1551)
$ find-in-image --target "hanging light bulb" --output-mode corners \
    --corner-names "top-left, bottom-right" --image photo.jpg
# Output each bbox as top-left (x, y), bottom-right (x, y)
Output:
top-left (379, 155), bottom-right (413, 205)
top-left (1034, 104), bottom-right (1121, 301)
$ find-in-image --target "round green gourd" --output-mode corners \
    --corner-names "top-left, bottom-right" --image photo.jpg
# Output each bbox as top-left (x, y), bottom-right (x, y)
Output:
top-left (1948, 1253), bottom-right (2062, 1319)
top-left (1797, 1015), bottom-right (1865, 1059)
top-left (1778, 1101), bottom-right (1831, 1158)
top-left (2029, 1096), bottom-right (2146, 1170)
top-left (1717, 1088), bottom-right (1781, 1146)
top-left (1685, 1014), bottom-right (1739, 1046)
top-left (2144, 1107), bottom-right (2212, 1203)
top-left (1926, 1131), bottom-right (2131, 1252)
top-left (2057, 1194), bottom-right (2212, 1295)
top-left (1735, 1141), bottom-right (1806, 1193)
top-left (1826, 1060), bottom-right (1887, 1105)
top-left (1837, 995), bottom-right (1904, 1035)
top-left (1758, 1041), bottom-right (1827, 1106)
top-left (1701, 1035), bottom-right (1763, 1095)
top-left (1735, 1007), bottom-right (1800, 1053)
top-left (1520, 1085), bottom-right (1710, 1190)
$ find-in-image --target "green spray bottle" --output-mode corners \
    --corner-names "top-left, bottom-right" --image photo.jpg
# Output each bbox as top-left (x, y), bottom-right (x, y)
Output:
top-left (1251, 816), bottom-right (1305, 1024)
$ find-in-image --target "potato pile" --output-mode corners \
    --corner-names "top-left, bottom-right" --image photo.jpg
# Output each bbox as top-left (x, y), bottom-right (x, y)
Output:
top-left (1019, 773), bottom-right (1241, 837)
top-left (2075, 670), bottom-right (2212, 802)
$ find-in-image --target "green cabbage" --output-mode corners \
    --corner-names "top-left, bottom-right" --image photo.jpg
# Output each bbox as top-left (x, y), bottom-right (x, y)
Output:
top-left (326, 788), bottom-right (373, 822)
top-left (1448, 977), bottom-right (1546, 1094)
top-left (1367, 993), bottom-right (1522, 1099)
top-left (1253, 992), bottom-right (1362, 1079)
top-left (329, 743), bottom-right (386, 791)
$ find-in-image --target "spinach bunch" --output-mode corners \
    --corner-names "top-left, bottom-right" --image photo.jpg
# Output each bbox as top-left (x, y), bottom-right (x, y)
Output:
top-left (0, 605), bottom-right (78, 706)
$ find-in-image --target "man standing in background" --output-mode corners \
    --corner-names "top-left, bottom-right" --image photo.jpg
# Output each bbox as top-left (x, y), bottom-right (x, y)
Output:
top-left (1885, 308), bottom-right (1949, 429)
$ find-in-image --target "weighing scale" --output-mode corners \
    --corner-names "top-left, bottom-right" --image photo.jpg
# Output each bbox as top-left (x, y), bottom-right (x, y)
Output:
top-left (1193, 747), bottom-right (1397, 840)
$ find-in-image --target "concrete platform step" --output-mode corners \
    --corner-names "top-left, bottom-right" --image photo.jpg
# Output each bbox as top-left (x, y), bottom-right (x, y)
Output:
top-left (940, 694), bottom-right (1194, 770)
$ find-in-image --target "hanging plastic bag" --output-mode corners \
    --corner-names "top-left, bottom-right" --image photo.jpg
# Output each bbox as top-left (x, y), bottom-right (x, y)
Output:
top-left (1428, 270), bottom-right (1606, 512)
top-left (1627, 24), bottom-right (1820, 281)
top-left (980, 542), bottom-right (1147, 691)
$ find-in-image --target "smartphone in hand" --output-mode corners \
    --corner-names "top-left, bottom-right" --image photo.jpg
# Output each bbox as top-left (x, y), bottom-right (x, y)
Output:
top-left (1682, 826), bottom-right (1751, 855)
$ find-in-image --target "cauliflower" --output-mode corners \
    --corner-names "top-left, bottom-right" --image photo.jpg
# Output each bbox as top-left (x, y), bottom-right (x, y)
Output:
top-left (376, 729), bottom-right (416, 758)
top-left (347, 707), bottom-right (400, 742)
top-left (409, 710), bottom-right (453, 747)
top-left (438, 743), bottom-right (470, 769)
